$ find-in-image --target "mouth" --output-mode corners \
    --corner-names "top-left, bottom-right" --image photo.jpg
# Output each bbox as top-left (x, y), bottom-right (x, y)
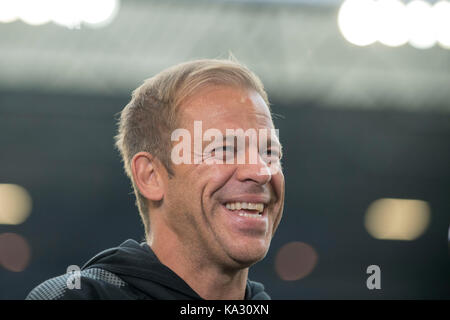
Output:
top-left (223, 202), bottom-right (265, 218)
top-left (220, 201), bottom-right (269, 235)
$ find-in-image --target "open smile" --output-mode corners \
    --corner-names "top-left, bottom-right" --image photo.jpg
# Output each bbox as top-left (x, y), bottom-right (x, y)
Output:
top-left (224, 202), bottom-right (265, 217)
top-left (220, 201), bottom-right (269, 233)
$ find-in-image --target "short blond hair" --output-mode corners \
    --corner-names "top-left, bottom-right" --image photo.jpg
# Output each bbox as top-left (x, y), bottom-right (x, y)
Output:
top-left (114, 58), bottom-right (270, 236)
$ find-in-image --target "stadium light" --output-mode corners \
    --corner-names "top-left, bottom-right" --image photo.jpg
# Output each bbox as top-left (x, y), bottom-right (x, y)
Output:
top-left (338, 0), bottom-right (450, 50)
top-left (433, 0), bottom-right (450, 49)
top-left (0, 0), bottom-right (119, 29)
top-left (377, 0), bottom-right (408, 47)
top-left (406, 0), bottom-right (436, 49)
top-left (338, 0), bottom-right (378, 46)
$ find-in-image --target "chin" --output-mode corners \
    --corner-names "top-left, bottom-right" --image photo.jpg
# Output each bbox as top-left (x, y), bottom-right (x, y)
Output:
top-left (227, 238), bottom-right (271, 268)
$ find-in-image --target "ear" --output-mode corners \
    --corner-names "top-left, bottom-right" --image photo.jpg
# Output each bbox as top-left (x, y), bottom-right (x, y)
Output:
top-left (131, 152), bottom-right (164, 202)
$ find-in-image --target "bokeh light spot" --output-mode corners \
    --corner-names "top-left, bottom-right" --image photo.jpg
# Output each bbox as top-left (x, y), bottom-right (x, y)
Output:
top-left (406, 0), bottom-right (436, 49)
top-left (338, 0), bottom-right (378, 46)
top-left (0, 184), bottom-right (32, 225)
top-left (275, 241), bottom-right (318, 281)
top-left (432, 1), bottom-right (450, 49)
top-left (365, 198), bottom-right (431, 241)
top-left (0, 0), bottom-right (120, 28)
top-left (376, 0), bottom-right (408, 47)
top-left (0, 0), bottom-right (19, 23)
top-left (0, 233), bottom-right (32, 272)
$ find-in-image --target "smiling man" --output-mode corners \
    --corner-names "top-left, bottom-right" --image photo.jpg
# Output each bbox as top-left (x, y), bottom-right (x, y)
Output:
top-left (26, 59), bottom-right (285, 300)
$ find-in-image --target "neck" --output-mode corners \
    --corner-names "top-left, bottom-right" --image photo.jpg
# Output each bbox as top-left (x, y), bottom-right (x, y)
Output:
top-left (147, 229), bottom-right (248, 300)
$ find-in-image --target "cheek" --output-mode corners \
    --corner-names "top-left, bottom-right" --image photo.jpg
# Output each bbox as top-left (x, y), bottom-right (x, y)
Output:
top-left (271, 170), bottom-right (285, 202)
top-left (269, 171), bottom-right (285, 232)
top-left (166, 166), bottom-right (197, 209)
top-left (198, 164), bottom-right (237, 197)
top-left (169, 164), bottom-right (236, 210)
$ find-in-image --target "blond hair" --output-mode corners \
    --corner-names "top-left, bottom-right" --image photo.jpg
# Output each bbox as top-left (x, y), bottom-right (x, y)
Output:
top-left (114, 58), bottom-right (269, 236)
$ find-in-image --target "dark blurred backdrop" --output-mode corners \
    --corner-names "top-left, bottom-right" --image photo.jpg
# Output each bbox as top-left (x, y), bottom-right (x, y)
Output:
top-left (0, 0), bottom-right (449, 299)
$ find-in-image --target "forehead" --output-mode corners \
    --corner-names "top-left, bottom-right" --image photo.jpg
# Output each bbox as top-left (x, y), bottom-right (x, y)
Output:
top-left (179, 85), bottom-right (274, 130)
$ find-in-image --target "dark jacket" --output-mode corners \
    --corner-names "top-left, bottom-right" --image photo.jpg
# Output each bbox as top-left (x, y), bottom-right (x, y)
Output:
top-left (26, 239), bottom-right (270, 300)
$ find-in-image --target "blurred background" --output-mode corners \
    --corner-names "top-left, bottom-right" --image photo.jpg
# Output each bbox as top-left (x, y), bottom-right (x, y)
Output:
top-left (0, 0), bottom-right (449, 299)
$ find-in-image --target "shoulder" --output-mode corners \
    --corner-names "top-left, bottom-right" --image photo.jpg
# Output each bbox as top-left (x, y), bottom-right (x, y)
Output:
top-left (26, 268), bottom-right (128, 300)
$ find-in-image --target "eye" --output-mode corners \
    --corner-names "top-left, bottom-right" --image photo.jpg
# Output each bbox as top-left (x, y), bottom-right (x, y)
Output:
top-left (262, 149), bottom-right (281, 163)
top-left (209, 145), bottom-right (235, 160)
top-left (264, 149), bottom-right (279, 157)
top-left (214, 145), bottom-right (234, 153)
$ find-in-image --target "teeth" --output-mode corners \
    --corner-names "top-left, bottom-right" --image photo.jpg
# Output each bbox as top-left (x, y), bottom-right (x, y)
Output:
top-left (238, 212), bottom-right (261, 218)
top-left (224, 202), bottom-right (264, 213)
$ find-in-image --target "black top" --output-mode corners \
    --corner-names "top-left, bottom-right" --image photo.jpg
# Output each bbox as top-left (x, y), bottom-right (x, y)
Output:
top-left (26, 239), bottom-right (271, 300)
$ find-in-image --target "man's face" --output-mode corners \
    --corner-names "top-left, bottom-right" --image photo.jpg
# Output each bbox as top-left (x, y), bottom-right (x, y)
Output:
top-left (163, 85), bottom-right (285, 269)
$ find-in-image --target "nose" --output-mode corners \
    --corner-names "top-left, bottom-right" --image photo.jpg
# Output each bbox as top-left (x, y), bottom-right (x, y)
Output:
top-left (235, 151), bottom-right (272, 185)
